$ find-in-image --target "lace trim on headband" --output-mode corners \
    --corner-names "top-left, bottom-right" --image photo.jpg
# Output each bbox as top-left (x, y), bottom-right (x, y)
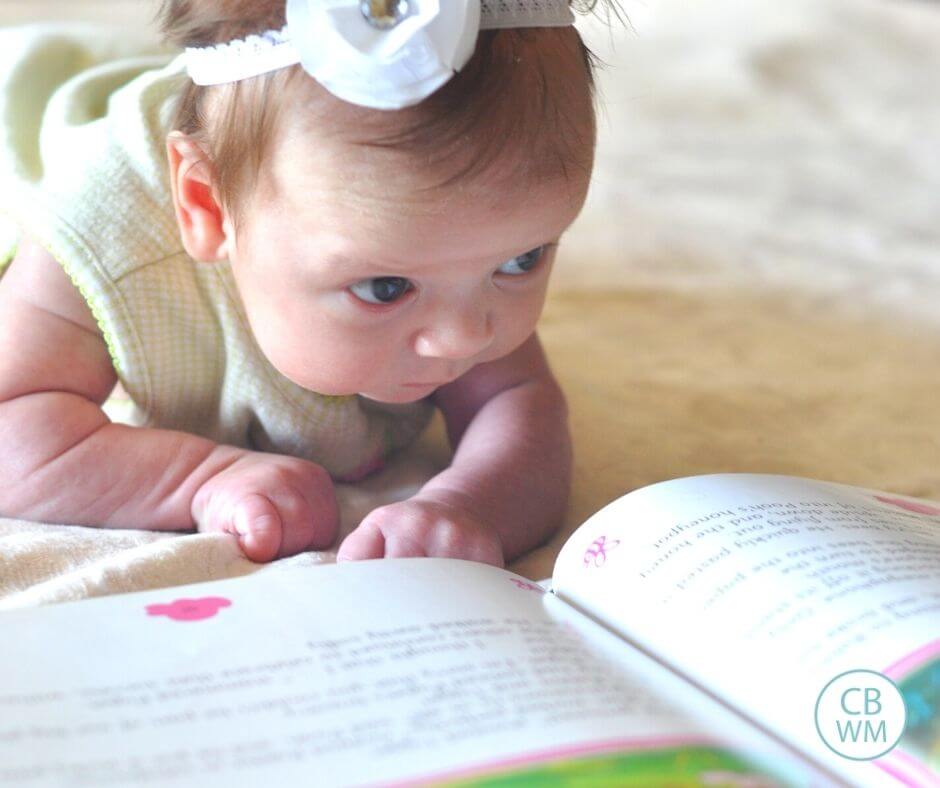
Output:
top-left (185, 28), bottom-right (299, 86)
top-left (479, 0), bottom-right (575, 29)
top-left (185, 1), bottom-right (575, 87)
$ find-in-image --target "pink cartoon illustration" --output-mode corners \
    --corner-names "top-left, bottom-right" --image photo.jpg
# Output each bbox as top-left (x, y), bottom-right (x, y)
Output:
top-left (146, 596), bottom-right (232, 622)
top-left (874, 495), bottom-right (940, 516)
top-left (583, 535), bottom-right (620, 568)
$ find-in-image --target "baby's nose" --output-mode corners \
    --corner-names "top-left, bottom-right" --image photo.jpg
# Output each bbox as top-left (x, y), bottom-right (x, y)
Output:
top-left (413, 303), bottom-right (494, 360)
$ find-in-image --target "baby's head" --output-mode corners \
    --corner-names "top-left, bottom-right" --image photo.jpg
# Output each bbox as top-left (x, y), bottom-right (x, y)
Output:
top-left (161, 1), bottom-right (601, 403)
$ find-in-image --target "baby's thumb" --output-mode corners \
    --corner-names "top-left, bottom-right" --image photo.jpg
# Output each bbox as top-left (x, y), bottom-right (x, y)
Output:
top-left (233, 494), bottom-right (282, 563)
top-left (336, 519), bottom-right (386, 562)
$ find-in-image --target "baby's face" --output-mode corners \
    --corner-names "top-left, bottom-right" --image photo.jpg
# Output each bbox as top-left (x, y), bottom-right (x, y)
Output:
top-left (226, 122), bottom-right (591, 404)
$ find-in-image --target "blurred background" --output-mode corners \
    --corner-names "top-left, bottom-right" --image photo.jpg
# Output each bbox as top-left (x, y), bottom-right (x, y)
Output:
top-left (1, 0), bottom-right (938, 584)
top-left (0, 0), bottom-right (139, 23)
top-left (6, 0), bottom-right (938, 326)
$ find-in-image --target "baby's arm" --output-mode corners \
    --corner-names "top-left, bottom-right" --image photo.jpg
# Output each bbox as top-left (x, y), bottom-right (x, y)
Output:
top-left (0, 237), bottom-right (338, 561)
top-left (337, 333), bottom-right (572, 566)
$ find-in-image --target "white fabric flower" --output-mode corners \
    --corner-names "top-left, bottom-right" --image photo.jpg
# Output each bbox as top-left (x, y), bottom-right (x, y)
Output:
top-left (285, 0), bottom-right (481, 110)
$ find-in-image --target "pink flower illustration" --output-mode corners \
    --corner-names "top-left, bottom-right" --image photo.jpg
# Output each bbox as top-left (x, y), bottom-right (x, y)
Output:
top-left (874, 495), bottom-right (940, 516)
top-left (146, 596), bottom-right (232, 622)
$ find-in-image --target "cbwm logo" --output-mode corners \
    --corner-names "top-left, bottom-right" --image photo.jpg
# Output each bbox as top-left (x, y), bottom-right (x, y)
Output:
top-left (815, 670), bottom-right (907, 760)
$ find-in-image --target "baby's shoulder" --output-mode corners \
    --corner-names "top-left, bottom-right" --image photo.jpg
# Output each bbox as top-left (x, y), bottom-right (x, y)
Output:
top-left (0, 234), bottom-right (117, 407)
top-left (2, 236), bottom-right (98, 336)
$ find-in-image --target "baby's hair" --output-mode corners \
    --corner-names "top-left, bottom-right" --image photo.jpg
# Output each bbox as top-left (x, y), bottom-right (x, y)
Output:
top-left (157, 1), bottom-right (613, 226)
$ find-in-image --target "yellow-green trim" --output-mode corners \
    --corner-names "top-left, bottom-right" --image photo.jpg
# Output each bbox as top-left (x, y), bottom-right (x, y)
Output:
top-left (54, 250), bottom-right (124, 376)
top-left (0, 243), bottom-right (14, 274)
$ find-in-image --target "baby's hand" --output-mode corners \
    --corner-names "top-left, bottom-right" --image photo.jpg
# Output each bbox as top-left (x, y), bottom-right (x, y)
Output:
top-left (192, 452), bottom-right (339, 563)
top-left (336, 492), bottom-right (504, 567)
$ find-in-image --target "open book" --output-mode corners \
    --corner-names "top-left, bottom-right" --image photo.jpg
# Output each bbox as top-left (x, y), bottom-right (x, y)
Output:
top-left (1, 474), bottom-right (937, 787)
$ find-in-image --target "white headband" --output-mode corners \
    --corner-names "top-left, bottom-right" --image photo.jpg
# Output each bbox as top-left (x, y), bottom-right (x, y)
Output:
top-left (184, 0), bottom-right (575, 110)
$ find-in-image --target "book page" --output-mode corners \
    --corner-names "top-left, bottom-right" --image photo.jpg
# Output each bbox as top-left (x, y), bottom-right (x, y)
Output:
top-left (0, 557), bottom-right (815, 787)
top-left (551, 473), bottom-right (940, 787)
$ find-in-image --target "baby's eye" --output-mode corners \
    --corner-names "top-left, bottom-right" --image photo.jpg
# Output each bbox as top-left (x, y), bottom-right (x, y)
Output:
top-left (496, 246), bottom-right (546, 276)
top-left (349, 276), bottom-right (413, 305)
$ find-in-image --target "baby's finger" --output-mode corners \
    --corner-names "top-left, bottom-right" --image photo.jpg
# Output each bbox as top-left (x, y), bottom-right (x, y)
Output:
top-left (382, 530), bottom-right (429, 559)
top-left (433, 529), bottom-right (504, 567)
top-left (336, 521), bottom-right (386, 562)
top-left (234, 494), bottom-right (282, 563)
top-left (268, 491), bottom-right (322, 559)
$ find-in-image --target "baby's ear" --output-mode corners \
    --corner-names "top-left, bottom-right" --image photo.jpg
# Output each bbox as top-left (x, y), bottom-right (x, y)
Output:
top-left (166, 131), bottom-right (231, 263)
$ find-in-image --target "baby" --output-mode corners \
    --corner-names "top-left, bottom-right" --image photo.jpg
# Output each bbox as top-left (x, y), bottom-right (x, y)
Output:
top-left (0, 0), bottom-right (600, 566)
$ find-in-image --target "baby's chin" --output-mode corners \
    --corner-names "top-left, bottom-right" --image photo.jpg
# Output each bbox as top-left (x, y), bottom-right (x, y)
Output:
top-left (358, 384), bottom-right (439, 405)
top-left (273, 368), bottom-right (433, 404)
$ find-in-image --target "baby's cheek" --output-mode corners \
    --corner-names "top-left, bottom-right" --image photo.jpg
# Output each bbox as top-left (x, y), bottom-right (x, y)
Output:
top-left (266, 339), bottom-right (373, 395)
top-left (491, 320), bottom-right (540, 364)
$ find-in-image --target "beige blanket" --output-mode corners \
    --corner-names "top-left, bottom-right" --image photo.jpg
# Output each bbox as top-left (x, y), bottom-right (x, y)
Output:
top-left (2, 0), bottom-right (938, 608)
